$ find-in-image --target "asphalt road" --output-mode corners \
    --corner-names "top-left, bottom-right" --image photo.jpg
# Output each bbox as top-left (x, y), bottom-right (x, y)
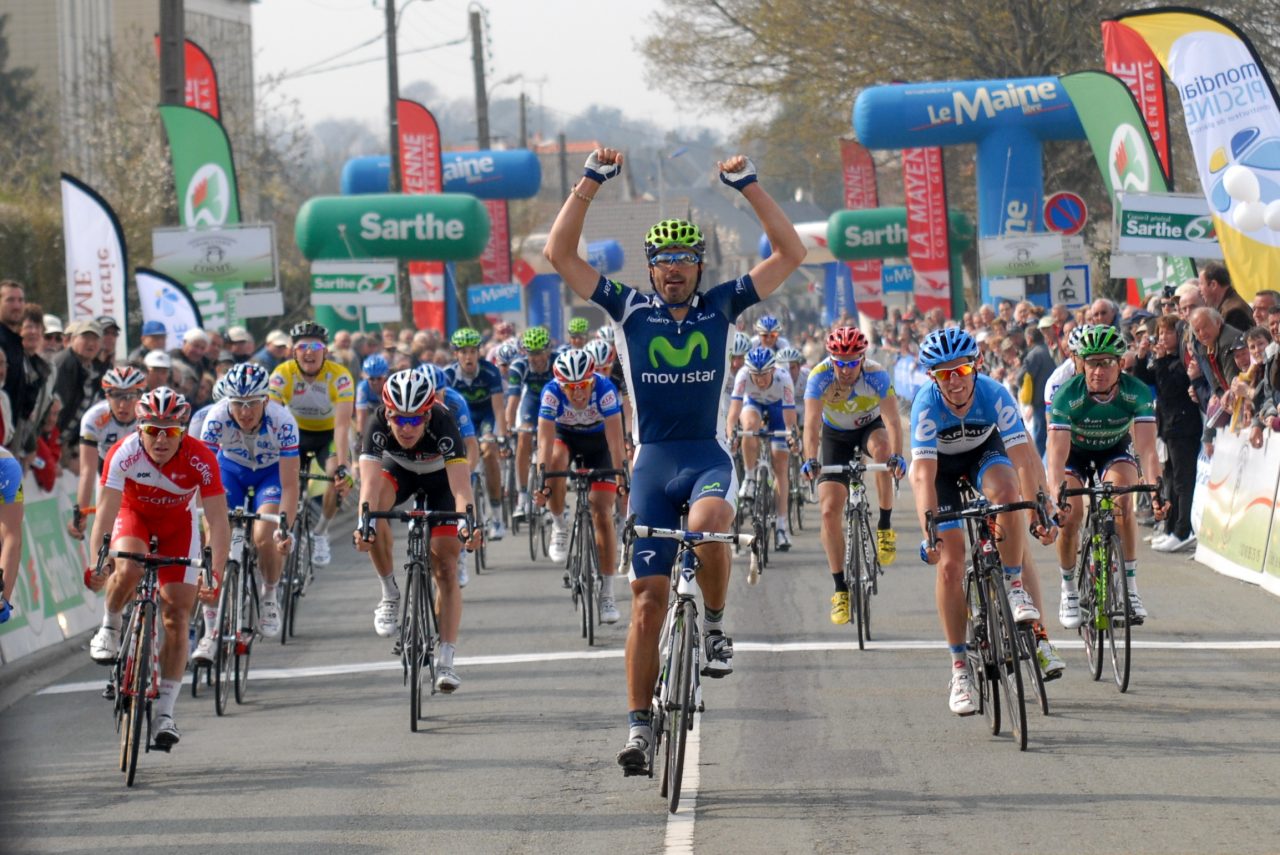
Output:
top-left (2, 483), bottom-right (1278, 855)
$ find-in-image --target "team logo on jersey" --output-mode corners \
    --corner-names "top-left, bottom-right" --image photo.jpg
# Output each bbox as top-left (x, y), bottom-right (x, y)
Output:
top-left (204, 420), bottom-right (224, 443)
top-left (648, 331), bottom-right (709, 369)
top-left (438, 436), bottom-right (455, 456)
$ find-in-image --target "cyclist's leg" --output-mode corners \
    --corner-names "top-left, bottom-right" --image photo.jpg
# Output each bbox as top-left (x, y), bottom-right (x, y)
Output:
top-left (766, 402), bottom-right (790, 534)
top-left (817, 425), bottom-right (855, 588)
top-left (1102, 453), bottom-right (1146, 613)
top-left (545, 437), bottom-right (571, 518)
top-left (515, 393), bottom-right (538, 500)
top-left (88, 512), bottom-right (147, 662)
top-left (862, 420), bottom-right (897, 564)
top-left (976, 454), bottom-right (1038, 622)
top-left (153, 518), bottom-right (203, 737)
top-left (739, 404), bottom-right (762, 491)
top-left (681, 443), bottom-right (737, 675)
top-left (477, 412), bottom-right (502, 513)
top-left (368, 468), bottom-right (402, 635)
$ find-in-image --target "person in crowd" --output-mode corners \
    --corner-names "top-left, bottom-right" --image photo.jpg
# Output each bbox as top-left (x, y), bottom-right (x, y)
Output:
top-left (224, 326), bottom-right (255, 363)
top-left (1188, 307), bottom-right (1247, 457)
top-left (14, 307), bottom-right (55, 465)
top-left (0, 349), bottom-right (12, 447)
top-left (143, 350), bottom-right (173, 390)
top-left (1198, 261), bottom-right (1254, 333)
top-left (213, 350), bottom-right (235, 378)
top-left (1020, 325), bottom-right (1057, 458)
top-left (0, 281), bottom-right (26, 416)
top-left (53, 320), bottom-right (106, 458)
top-left (1088, 298), bottom-right (1120, 329)
top-left (92, 316), bottom-right (121, 370)
top-left (253, 329), bottom-right (292, 372)
top-left (170, 329), bottom-right (212, 392)
top-left (1250, 289), bottom-right (1280, 328)
top-left (127, 320), bottom-right (168, 364)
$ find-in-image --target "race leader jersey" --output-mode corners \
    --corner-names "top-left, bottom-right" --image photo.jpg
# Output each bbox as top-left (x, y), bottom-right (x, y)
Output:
top-left (445, 360), bottom-right (505, 414)
top-left (538, 376), bottom-right (621, 434)
top-left (102, 433), bottom-right (225, 513)
top-left (506, 357), bottom-right (555, 404)
top-left (268, 359), bottom-right (355, 432)
top-left (731, 365), bottom-right (796, 409)
top-left (199, 399), bottom-right (300, 471)
top-left (80, 400), bottom-right (134, 461)
top-left (360, 404), bottom-right (467, 475)
top-left (910, 373), bottom-right (1028, 461)
top-left (590, 273), bottom-right (760, 444)
top-left (1048, 372), bottom-right (1155, 451)
top-left (804, 358), bottom-right (893, 431)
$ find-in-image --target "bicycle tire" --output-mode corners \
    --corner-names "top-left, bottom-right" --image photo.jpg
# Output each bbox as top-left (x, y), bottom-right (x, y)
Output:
top-left (189, 608), bottom-right (205, 698)
top-left (964, 569), bottom-right (996, 730)
top-left (123, 600), bottom-right (153, 787)
top-left (987, 571), bottom-right (1028, 751)
top-left (472, 480), bottom-right (488, 572)
top-left (290, 513), bottom-right (313, 639)
top-left (1106, 535), bottom-right (1132, 692)
top-left (279, 518), bottom-right (302, 646)
top-left (756, 475), bottom-right (772, 568)
top-left (539, 509), bottom-right (550, 558)
top-left (1020, 624), bottom-right (1049, 716)
top-left (1080, 539), bottom-right (1105, 681)
top-left (861, 508), bottom-right (882, 597)
top-left (583, 514), bottom-right (598, 647)
top-left (850, 511), bottom-right (867, 650)
top-left (407, 563), bottom-right (425, 731)
top-left (214, 561), bottom-right (238, 716)
top-left (666, 600), bottom-right (697, 814)
top-left (527, 504), bottom-right (539, 562)
top-left (234, 557), bottom-right (257, 705)
top-left (858, 506), bottom-right (877, 642)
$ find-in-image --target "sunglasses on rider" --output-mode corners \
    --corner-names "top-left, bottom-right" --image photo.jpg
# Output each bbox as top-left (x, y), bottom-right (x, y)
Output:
top-left (294, 341), bottom-right (326, 353)
top-left (561, 378), bottom-right (594, 393)
top-left (107, 391), bottom-right (142, 401)
top-left (930, 362), bottom-right (977, 382)
top-left (390, 413), bottom-right (426, 427)
top-left (1084, 357), bottom-right (1119, 370)
top-left (139, 423), bottom-right (184, 438)
top-left (830, 357), bottom-right (862, 370)
top-left (650, 251), bottom-right (702, 267)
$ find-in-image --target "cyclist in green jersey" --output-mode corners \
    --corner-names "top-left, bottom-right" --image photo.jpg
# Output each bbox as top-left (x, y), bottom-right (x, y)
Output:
top-left (1047, 326), bottom-right (1167, 625)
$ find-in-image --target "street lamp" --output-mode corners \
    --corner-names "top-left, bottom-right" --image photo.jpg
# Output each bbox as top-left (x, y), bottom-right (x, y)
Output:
top-left (657, 146), bottom-right (688, 219)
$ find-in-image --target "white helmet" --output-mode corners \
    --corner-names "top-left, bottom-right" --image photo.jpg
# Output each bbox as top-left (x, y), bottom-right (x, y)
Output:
top-left (583, 338), bottom-right (614, 368)
top-left (775, 346), bottom-right (804, 365)
top-left (553, 348), bottom-right (595, 383)
top-left (381, 369), bottom-right (435, 414)
top-left (597, 325), bottom-right (615, 343)
top-left (732, 331), bottom-right (751, 357)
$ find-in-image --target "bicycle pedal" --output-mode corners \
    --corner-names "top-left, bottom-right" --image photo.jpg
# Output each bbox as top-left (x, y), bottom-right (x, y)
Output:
top-left (391, 640), bottom-right (403, 657)
top-left (102, 683), bottom-right (116, 701)
top-left (150, 741), bottom-right (173, 753)
top-left (620, 764), bottom-right (650, 777)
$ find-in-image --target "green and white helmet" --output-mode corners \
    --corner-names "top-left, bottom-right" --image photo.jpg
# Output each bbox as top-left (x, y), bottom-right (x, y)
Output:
top-left (567, 317), bottom-right (589, 335)
top-left (644, 218), bottom-right (705, 259)
top-left (1076, 324), bottom-right (1127, 358)
top-left (522, 326), bottom-right (550, 353)
top-left (451, 327), bottom-right (482, 349)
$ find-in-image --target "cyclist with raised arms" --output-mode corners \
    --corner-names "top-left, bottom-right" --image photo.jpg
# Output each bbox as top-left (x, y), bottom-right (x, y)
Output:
top-left (196, 362), bottom-right (298, 643)
top-left (85, 388), bottom-right (230, 747)
top-left (355, 354), bottom-right (391, 439)
top-left (353, 370), bottom-right (476, 693)
top-left (268, 321), bottom-right (355, 567)
top-left (1048, 326), bottom-right (1165, 626)
top-left (535, 348), bottom-right (627, 622)
top-left (506, 326), bottom-right (555, 521)
top-left (445, 327), bottom-right (508, 539)
top-left (750, 314), bottom-right (791, 352)
top-left (0, 447), bottom-right (24, 624)
top-left (543, 146), bottom-right (804, 773)
top-left (909, 328), bottom-right (1057, 716)
top-left (727, 346), bottom-right (798, 551)
top-left (68, 366), bottom-right (146, 540)
top-left (801, 327), bottom-right (906, 623)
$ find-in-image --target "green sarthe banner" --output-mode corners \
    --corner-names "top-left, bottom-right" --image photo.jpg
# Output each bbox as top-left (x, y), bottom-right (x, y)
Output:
top-left (159, 104), bottom-right (244, 330)
top-left (1059, 70), bottom-right (1196, 300)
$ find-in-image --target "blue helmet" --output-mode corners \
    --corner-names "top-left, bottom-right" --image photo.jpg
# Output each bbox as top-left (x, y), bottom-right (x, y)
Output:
top-left (754, 315), bottom-right (781, 335)
top-left (918, 327), bottom-right (979, 370)
top-left (223, 362), bottom-right (270, 399)
top-left (362, 354), bottom-right (389, 378)
top-left (745, 346), bottom-right (776, 374)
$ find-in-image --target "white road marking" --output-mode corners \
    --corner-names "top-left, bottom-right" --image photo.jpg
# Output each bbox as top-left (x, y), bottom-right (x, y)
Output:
top-left (663, 712), bottom-right (701, 855)
top-left (37, 639), bottom-right (1280, 696)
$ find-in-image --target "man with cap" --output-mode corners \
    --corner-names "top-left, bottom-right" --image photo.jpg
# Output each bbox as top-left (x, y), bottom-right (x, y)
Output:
top-left (93, 316), bottom-right (121, 370)
top-left (170, 329), bottom-right (211, 396)
top-left (53, 320), bottom-right (107, 453)
top-left (224, 325), bottom-right (255, 363)
top-left (128, 320), bottom-right (167, 364)
top-left (42, 315), bottom-right (65, 356)
top-left (253, 330), bottom-right (290, 372)
top-left (143, 350), bottom-right (172, 390)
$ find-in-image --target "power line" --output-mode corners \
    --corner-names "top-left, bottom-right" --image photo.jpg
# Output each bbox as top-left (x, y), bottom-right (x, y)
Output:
top-left (278, 34), bottom-right (470, 81)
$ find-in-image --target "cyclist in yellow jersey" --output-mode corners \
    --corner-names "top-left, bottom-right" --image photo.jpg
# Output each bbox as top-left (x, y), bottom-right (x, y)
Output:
top-left (268, 321), bottom-right (355, 566)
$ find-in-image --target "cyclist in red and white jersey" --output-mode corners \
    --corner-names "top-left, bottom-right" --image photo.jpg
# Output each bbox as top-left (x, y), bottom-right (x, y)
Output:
top-left (85, 387), bottom-right (231, 748)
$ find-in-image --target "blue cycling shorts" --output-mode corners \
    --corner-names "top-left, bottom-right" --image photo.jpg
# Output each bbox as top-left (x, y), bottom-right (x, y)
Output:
top-left (0, 457), bottom-right (22, 504)
top-left (218, 455), bottom-right (283, 512)
top-left (628, 439), bottom-right (737, 579)
top-left (741, 398), bottom-right (789, 447)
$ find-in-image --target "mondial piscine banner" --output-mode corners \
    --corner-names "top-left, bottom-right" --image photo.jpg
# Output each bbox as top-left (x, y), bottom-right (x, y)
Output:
top-left (1113, 8), bottom-right (1280, 300)
top-left (135, 268), bottom-right (203, 352)
top-left (855, 77), bottom-right (1085, 305)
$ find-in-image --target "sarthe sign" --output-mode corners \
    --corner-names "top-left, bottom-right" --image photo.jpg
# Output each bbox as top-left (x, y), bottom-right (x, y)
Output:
top-left (309, 261), bottom-right (399, 307)
top-left (1114, 191), bottom-right (1224, 258)
top-left (151, 223), bottom-right (276, 285)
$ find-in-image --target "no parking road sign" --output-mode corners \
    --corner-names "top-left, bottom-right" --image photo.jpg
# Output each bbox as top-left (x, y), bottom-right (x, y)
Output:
top-left (1044, 191), bottom-right (1088, 236)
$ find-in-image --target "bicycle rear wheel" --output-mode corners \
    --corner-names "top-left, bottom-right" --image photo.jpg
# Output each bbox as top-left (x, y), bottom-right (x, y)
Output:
top-left (664, 600), bottom-right (697, 814)
top-left (234, 560), bottom-right (257, 705)
top-left (279, 522), bottom-right (301, 645)
top-left (287, 517), bottom-right (311, 639)
top-left (1020, 624), bottom-right (1049, 716)
top-left (1105, 535), bottom-right (1132, 692)
top-left (214, 562), bottom-right (238, 716)
top-left (987, 572), bottom-right (1027, 750)
top-left (122, 601), bottom-right (154, 787)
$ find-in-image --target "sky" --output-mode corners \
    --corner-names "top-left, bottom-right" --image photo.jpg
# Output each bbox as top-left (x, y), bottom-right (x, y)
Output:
top-left (251, 0), bottom-right (739, 143)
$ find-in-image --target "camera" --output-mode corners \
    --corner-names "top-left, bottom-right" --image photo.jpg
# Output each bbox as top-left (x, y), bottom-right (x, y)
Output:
top-left (1163, 284), bottom-right (1176, 298)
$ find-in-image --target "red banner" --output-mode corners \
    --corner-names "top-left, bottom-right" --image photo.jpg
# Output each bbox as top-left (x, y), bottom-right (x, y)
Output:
top-left (479, 200), bottom-right (512, 286)
top-left (153, 37), bottom-right (220, 119)
top-left (840, 139), bottom-right (884, 320)
top-left (1102, 21), bottom-right (1172, 181)
top-left (397, 98), bottom-right (445, 333)
top-left (902, 146), bottom-right (952, 316)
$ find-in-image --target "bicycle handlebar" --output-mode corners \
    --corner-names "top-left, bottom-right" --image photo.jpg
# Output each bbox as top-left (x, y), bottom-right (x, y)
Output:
top-left (818, 462), bottom-right (892, 475)
top-left (1057, 479), bottom-right (1159, 509)
top-left (733, 428), bottom-right (792, 439)
top-left (925, 492), bottom-right (1051, 547)
top-left (629, 523), bottom-right (755, 549)
top-left (358, 502), bottom-right (475, 545)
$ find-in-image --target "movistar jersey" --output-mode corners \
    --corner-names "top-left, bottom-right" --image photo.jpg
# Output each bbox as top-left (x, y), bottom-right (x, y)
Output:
top-left (910, 373), bottom-right (1028, 460)
top-left (506, 357), bottom-right (554, 401)
top-left (804, 357), bottom-right (893, 431)
top-left (538, 376), bottom-right (621, 434)
top-left (1048, 373), bottom-right (1155, 451)
top-left (445, 360), bottom-right (504, 415)
top-left (440, 387), bottom-right (476, 440)
top-left (590, 273), bottom-right (760, 444)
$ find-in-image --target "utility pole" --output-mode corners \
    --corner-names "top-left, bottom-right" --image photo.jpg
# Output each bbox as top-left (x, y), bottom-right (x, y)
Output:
top-left (518, 93), bottom-right (528, 149)
top-left (385, 0), bottom-right (401, 193)
top-left (159, 0), bottom-right (185, 106)
top-left (470, 10), bottom-right (490, 149)
top-left (558, 133), bottom-right (569, 199)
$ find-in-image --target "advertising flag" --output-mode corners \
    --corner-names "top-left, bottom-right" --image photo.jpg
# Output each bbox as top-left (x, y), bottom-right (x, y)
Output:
top-left (526, 274), bottom-right (564, 341)
top-left (154, 36), bottom-right (220, 119)
top-left (158, 105), bottom-right (243, 331)
top-left (1060, 70), bottom-right (1196, 301)
top-left (1113, 9), bottom-right (1280, 299)
top-left (822, 262), bottom-right (857, 326)
top-left (479, 199), bottom-right (512, 286)
top-left (60, 174), bottom-right (129, 359)
top-left (1102, 21), bottom-right (1171, 179)
top-left (902, 146), bottom-right (953, 316)
top-left (840, 139), bottom-right (884, 319)
top-left (397, 98), bottom-right (447, 334)
top-left (135, 268), bottom-right (204, 352)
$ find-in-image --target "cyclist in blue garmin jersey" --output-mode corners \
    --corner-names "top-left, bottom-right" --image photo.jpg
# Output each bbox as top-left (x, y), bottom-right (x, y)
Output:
top-left (446, 328), bottom-right (508, 540)
top-left (909, 327), bottom-right (1059, 716)
top-left (544, 146), bottom-right (804, 774)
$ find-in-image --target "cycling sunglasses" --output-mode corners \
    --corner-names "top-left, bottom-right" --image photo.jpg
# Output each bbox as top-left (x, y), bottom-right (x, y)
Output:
top-left (294, 341), bottom-right (326, 353)
top-left (650, 251), bottom-right (702, 267)
top-left (139, 423), bottom-right (184, 438)
top-left (106, 391), bottom-right (142, 401)
top-left (390, 413), bottom-right (427, 427)
top-left (561, 378), bottom-right (594, 393)
top-left (1084, 357), bottom-right (1119, 370)
top-left (930, 362), bottom-right (977, 381)
top-left (830, 357), bottom-right (862, 370)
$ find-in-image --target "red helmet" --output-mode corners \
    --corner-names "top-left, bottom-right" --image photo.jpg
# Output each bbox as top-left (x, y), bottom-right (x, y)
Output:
top-left (826, 326), bottom-right (868, 358)
top-left (136, 386), bottom-right (191, 423)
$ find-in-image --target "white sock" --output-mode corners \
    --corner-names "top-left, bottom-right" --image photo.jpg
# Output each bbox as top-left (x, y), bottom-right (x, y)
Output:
top-left (439, 641), bottom-right (456, 668)
top-left (600, 575), bottom-right (614, 597)
top-left (379, 573), bottom-right (399, 601)
top-left (156, 678), bottom-right (181, 718)
top-left (314, 515), bottom-right (332, 536)
top-left (1060, 567), bottom-right (1076, 588)
top-left (777, 520), bottom-right (788, 536)
top-left (263, 583), bottom-right (278, 602)
top-left (102, 609), bottom-right (122, 631)
top-left (202, 606), bottom-right (218, 637)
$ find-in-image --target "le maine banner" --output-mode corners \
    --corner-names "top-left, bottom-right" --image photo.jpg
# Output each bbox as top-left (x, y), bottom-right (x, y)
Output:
top-left (59, 173), bottom-right (128, 359)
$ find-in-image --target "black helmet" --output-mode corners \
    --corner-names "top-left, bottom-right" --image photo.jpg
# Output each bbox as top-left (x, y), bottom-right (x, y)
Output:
top-left (289, 321), bottom-right (329, 343)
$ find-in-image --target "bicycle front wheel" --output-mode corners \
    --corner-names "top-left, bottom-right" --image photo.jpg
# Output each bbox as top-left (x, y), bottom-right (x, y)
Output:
top-left (1020, 624), bottom-right (1048, 716)
top-left (122, 601), bottom-right (154, 787)
top-left (987, 572), bottom-right (1027, 750)
top-left (664, 600), bottom-right (697, 814)
top-left (406, 565), bottom-right (426, 731)
top-left (583, 515), bottom-right (598, 647)
top-left (1105, 535), bottom-right (1132, 692)
top-left (964, 568), bottom-right (997, 732)
top-left (214, 561), bottom-right (238, 716)
top-left (1079, 543), bottom-right (1105, 681)
top-left (846, 511), bottom-right (866, 650)
top-left (279, 522), bottom-right (301, 645)
top-left (234, 561), bottom-right (257, 705)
